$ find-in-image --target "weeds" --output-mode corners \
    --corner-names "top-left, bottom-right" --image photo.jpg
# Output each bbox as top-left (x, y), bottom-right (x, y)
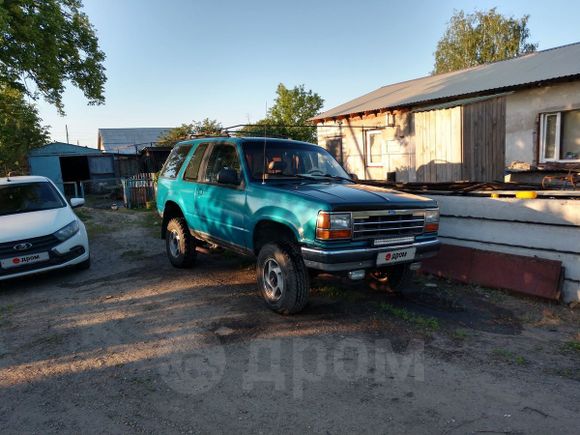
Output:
top-left (491, 348), bottom-right (529, 366)
top-left (377, 302), bottom-right (440, 332)
top-left (313, 285), bottom-right (364, 303)
top-left (121, 249), bottom-right (146, 260)
top-left (561, 341), bottom-right (580, 354)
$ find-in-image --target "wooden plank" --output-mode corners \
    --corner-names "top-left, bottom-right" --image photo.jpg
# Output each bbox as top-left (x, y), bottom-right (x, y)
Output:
top-left (451, 107), bottom-right (462, 181)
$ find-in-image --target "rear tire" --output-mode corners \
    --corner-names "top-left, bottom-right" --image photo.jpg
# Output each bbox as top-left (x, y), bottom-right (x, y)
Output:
top-left (165, 217), bottom-right (196, 268)
top-left (257, 242), bottom-right (309, 314)
top-left (367, 264), bottom-right (414, 293)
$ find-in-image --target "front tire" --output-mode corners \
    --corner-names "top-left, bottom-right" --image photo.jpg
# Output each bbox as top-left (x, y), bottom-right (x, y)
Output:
top-left (165, 217), bottom-right (196, 268)
top-left (257, 243), bottom-right (309, 314)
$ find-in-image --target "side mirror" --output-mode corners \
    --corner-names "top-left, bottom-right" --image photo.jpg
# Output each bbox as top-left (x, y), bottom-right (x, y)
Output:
top-left (217, 167), bottom-right (239, 185)
top-left (349, 173), bottom-right (359, 182)
top-left (70, 198), bottom-right (85, 208)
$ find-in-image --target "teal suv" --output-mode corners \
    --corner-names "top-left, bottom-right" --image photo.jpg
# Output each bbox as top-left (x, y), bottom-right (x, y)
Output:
top-left (156, 137), bottom-right (440, 314)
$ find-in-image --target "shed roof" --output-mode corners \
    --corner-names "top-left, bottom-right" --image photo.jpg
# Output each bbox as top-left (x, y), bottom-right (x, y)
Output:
top-left (98, 128), bottom-right (172, 154)
top-left (312, 42), bottom-right (580, 121)
top-left (29, 142), bottom-right (103, 157)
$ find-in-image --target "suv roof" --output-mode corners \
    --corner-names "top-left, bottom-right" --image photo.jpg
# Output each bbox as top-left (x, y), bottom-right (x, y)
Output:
top-left (0, 175), bottom-right (50, 185)
top-left (175, 136), bottom-right (318, 147)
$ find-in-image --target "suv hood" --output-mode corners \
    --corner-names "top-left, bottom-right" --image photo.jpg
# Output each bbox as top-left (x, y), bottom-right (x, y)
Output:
top-left (0, 207), bottom-right (75, 243)
top-left (270, 182), bottom-right (437, 210)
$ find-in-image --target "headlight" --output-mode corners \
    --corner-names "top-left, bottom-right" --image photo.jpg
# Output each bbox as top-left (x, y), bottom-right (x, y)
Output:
top-left (316, 212), bottom-right (352, 240)
top-left (54, 220), bottom-right (80, 241)
top-left (424, 209), bottom-right (439, 233)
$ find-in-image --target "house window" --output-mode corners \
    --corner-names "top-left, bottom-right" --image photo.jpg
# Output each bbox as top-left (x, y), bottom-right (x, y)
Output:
top-left (366, 130), bottom-right (383, 166)
top-left (540, 110), bottom-right (580, 162)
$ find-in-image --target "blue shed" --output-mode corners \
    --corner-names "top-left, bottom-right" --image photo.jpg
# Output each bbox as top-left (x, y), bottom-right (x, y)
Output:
top-left (28, 142), bottom-right (115, 195)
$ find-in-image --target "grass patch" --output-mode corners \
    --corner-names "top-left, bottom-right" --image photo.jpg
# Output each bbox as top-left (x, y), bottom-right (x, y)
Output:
top-left (377, 302), bottom-right (440, 332)
top-left (84, 221), bottom-right (109, 238)
top-left (121, 249), bottom-right (146, 260)
top-left (491, 348), bottom-right (529, 366)
top-left (561, 341), bottom-right (580, 354)
top-left (135, 210), bottom-right (161, 237)
top-left (0, 304), bottom-right (14, 327)
top-left (313, 285), bottom-right (364, 303)
top-left (74, 207), bottom-right (93, 221)
top-left (452, 328), bottom-right (469, 340)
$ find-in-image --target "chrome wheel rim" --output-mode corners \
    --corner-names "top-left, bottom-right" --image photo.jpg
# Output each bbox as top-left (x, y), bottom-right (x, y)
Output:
top-left (168, 229), bottom-right (181, 257)
top-left (263, 258), bottom-right (284, 301)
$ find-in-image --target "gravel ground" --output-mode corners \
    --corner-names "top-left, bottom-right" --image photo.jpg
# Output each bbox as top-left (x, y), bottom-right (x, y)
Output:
top-left (0, 206), bottom-right (578, 434)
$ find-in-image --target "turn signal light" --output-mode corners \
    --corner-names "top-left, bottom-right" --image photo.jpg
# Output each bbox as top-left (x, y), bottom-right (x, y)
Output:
top-left (316, 211), bottom-right (352, 240)
top-left (424, 223), bottom-right (439, 232)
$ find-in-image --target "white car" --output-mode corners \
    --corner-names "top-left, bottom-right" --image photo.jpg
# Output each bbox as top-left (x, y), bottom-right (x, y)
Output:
top-left (0, 175), bottom-right (90, 281)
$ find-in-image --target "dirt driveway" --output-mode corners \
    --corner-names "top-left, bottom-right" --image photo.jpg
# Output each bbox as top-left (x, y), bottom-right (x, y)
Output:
top-left (0, 206), bottom-right (578, 434)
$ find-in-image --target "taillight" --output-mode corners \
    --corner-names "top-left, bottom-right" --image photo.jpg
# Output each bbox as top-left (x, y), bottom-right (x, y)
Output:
top-left (316, 212), bottom-right (352, 240)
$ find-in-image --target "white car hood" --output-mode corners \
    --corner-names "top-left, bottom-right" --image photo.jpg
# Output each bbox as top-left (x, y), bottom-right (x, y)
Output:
top-left (0, 207), bottom-right (76, 243)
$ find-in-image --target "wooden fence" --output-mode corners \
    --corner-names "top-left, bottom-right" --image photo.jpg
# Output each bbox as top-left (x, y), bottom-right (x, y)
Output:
top-left (122, 173), bottom-right (156, 209)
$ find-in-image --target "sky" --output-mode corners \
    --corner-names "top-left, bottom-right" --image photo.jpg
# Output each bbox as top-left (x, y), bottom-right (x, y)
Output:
top-left (36, 0), bottom-right (580, 147)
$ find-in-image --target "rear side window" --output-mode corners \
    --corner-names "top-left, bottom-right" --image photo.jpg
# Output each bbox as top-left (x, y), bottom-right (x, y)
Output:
top-left (160, 145), bottom-right (192, 178)
top-left (183, 143), bottom-right (209, 181)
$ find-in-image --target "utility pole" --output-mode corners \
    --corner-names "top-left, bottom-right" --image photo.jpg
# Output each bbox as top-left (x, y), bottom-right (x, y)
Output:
top-left (65, 124), bottom-right (69, 144)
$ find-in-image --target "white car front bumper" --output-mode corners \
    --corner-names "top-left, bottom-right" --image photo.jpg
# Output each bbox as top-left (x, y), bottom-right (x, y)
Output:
top-left (0, 224), bottom-right (90, 281)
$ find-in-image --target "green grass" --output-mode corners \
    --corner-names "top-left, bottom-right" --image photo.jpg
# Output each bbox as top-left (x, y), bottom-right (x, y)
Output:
top-left (377, 302), bottom-right (440, 332)
top-left (121, 249), bottom-right (146, 260)
top-left (313, 285), bottom-right (364, 302)
top-left (452, 328), bottom-right (469, 340)
top-left (561, 341), bottom-right (580, 353)
top-left (74, 207), bottom-right (93, 221)
top-left (135, 210), bottom-right (161, 237)
top-left (491, 348), bottom-right (529, 366)
top-left (84, 221), bottom-right (109, 238)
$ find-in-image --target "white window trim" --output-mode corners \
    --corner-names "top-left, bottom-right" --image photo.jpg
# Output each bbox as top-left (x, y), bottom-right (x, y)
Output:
top-left (539, 111), bottom-right (580, 163)
top-left (366, 129), bottom-right (384, 167)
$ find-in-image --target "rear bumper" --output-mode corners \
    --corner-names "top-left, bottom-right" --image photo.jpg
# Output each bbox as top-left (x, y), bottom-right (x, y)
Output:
top-left (301, 239), bottom-right (440, 272)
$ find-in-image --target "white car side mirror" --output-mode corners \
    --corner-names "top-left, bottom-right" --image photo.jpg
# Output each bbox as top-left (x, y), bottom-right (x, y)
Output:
top-left (70, 198), bottom-right (85, 208)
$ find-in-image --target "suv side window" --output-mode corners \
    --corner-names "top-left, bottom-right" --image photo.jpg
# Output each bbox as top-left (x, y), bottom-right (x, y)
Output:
top-left (203, 144), bottom-right (241, 184)
top-left (159, 145), bottom-right (192, 178)
top-left (183, 143), bottom-right (209, 181)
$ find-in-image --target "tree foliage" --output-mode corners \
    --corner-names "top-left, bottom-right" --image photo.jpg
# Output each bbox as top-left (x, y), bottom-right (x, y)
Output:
top-left (240, 83), bottom-right (324, 143)
top-left (0, 86), bottom-right (49, 175)
top-left (157, 118), bottom-right (223, 147)
top-left (0, 0), bottom-right (107, 112)
top-left (433, 8), bottom-right (537, 74)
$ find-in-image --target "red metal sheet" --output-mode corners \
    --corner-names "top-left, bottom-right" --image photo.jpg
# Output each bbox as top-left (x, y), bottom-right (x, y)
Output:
top-left (420, 244), bottom-right (562, 300)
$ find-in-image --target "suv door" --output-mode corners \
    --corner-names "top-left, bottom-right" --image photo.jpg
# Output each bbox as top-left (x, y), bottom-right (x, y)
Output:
top-left (196, 143), bottom-right (248, 249)
top-left (181, 143), bottom-right (210, 228)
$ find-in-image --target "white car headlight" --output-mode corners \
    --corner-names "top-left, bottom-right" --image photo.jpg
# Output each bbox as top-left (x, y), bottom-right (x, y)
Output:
top-left (54, 220), bottom-right (80, 241)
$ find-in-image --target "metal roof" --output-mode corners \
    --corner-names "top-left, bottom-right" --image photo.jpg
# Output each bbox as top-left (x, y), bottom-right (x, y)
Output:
top-left (29, 142), bottom-right (103, 157)
top-left (98, 128), bottom-right (172, 154)
top-left (312, 42), bottom-right (580, 121)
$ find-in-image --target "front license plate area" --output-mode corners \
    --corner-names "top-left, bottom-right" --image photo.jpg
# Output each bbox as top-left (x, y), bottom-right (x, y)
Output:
top-left (377, 247), bottom-right (416, 266)
top-left (0, 252), bottom-right (50, 269)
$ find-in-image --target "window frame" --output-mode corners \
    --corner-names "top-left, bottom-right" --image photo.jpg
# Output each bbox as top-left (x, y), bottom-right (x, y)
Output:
top-left (182, 143), bottom-right (210, 182)
top-left (159, 144), bottom-right (193, 179)
top-left (366, 129), bottom-right (384, 167)
top-left (197, 143), bottom-right (245, 189)
top-left (539, 111), bottom-right (580, 163)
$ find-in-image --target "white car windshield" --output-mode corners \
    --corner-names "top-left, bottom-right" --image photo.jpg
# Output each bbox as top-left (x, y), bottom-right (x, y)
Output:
top-left (0, 182), bottom-right (66, 216)
top-left (242, 140), bottom-right (351, 182)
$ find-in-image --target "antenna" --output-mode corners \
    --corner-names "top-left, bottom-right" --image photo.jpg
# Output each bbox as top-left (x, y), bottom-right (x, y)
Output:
top-left (65, 124), bottom-right (69, 144)
top-left (262, 101), bottom-right (268, 185)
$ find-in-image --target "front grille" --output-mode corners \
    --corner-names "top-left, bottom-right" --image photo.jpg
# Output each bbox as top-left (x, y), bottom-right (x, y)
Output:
top-left (0, 234), bottom-right (60, 257)
top-left (352, 210), bottom-right (425, 240)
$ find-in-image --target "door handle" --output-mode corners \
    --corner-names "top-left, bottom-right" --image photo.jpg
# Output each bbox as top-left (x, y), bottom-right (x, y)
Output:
top-left (197, 188), bottom-right (205, 196)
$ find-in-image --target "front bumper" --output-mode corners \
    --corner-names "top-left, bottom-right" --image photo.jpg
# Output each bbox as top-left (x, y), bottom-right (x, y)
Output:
top-left (0, 228), bottom-right (90, 281)
top-left (301, 239), bottom-right (440, 272)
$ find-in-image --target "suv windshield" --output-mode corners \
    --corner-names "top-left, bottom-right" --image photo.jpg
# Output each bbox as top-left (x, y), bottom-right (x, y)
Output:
top-left (242, 140), bottom-right (351, 182)
top-left (0, 182), bottom-right (66, 216)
